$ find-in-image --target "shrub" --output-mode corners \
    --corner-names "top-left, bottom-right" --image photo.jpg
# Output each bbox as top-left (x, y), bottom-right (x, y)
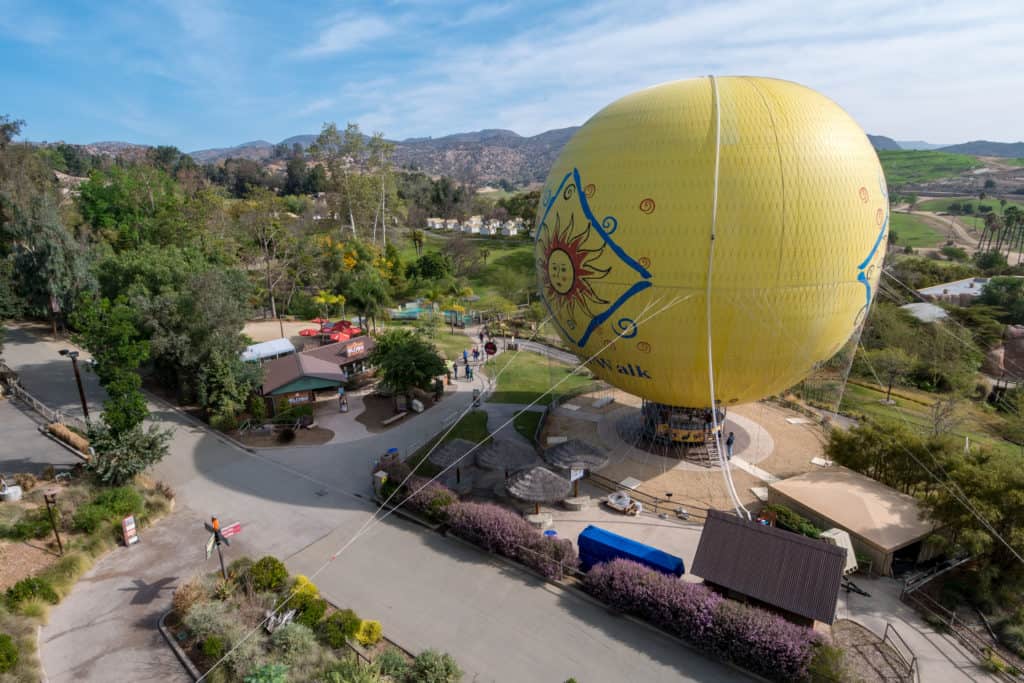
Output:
top-left (92, 486), bottom-right (144, 516)
top-left (355, 619), bottom-right (383, 646)
top-left (446, 502), bottom-right (535, 558)
top-left (317, 609), bottom-right (361, 648)
top-left (295, 597), bottom-right (327, 629)
top-left (250, 556), bottom-right (288, 592)
top-left (0, 633), bottom-right (17, 673)
top-left (584, 559), bottom-right (820, 681)
top-left (585, 560), bottom-right (720, 643)
top-left (48, 422), bottom-right (90, 451)
top-left (707, 600), bottom-right (821, 681)
top-left (210, 411), bottom-right (239, 432)
top-left (5, 577), bottom-right (59, 608)
top-left (277, 428), bottom-right (296, 443)
top-left (72, 503), bottom-right (110, 534)
top-left (183, 600), bottom-right (234, 641)
top-left (172, 577), bottom-right (206, 617)
top-left (270, 622), bottom-right (317, 662)
top-left (763, 504), bottom-right (821, 539)
top-left (374, 647), bottom-right (408, 678)
top-left (520, 535), bottom-right (579, 580)
top-left (39, 552), bottom-right (93, 599)
top-left (228, 556), bottom-right (255, 581)
top-left (244, 663), bottom-right (289, 683)
top-left (408, 649), bottom-right (463, 683)
top-left (202, 635), bottom-right (225, 658)
top-left (404, 477), bottom-right (456, 522)
top-left (324, 657), bottom-right (383, 682)
top-left (809, 643), bottom-right (848, 681)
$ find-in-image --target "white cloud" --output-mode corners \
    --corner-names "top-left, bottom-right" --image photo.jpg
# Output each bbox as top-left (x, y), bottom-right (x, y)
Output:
top-left (292, 15), bottom-right (394, 58)
top-left (296, 97), bottom-right (336, 117)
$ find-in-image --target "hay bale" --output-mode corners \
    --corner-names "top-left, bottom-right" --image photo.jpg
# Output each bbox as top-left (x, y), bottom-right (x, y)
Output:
top-left (47, 422), bottom-right (90, 455)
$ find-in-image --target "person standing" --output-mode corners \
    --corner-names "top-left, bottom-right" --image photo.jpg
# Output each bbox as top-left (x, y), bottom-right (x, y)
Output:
top-left (463, 349), bottom-right (469, 365)
top-left (726, 431), bottom-right (735, 460)
top-left (479, 330), bottom-right (485, 344)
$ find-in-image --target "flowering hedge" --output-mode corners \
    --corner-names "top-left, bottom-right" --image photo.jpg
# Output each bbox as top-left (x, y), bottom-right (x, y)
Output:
top-left (446, 501), bottom-right (579, 580)
top-left (403, 477), bottom-right (457, 523)
top-left (584, 559), bottom-right (820, 681)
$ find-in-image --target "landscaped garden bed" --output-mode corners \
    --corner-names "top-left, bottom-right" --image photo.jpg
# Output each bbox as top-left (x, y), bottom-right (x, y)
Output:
top-left (0, 468), bottom-right (174, 681)
top-left (167, 555), bottom-right (463, 682)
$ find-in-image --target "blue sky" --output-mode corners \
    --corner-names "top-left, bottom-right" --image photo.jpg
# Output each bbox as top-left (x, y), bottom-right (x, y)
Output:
top-left (1, 0), bottom-right (1022, 150)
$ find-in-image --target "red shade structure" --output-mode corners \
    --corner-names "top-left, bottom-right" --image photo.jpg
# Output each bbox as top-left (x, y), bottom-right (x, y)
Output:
top-left (299, 328), bottom-right (319, 337)
top-left (329, 331), bottom-right (350, 342)
top-left (311, 317), bottom-right (328, 324)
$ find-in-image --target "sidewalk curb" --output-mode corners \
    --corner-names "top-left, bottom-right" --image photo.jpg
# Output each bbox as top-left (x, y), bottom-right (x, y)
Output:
top-left (158, 611), bottom-right (201, 681)
top-left (37, 625), bottom-right (49, 683)
top-left (144, 391), bottom-right (256, 454)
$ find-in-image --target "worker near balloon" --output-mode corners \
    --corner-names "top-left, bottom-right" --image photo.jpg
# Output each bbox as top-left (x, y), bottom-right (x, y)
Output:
top-left (535, 76), bottom-right (888, 440)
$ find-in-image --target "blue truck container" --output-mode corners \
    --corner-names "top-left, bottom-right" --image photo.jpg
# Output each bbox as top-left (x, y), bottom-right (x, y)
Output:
top-left (578, 525), bottom-right (685, 577)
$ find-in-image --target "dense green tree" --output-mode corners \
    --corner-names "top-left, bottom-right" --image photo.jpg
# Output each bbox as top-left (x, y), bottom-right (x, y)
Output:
top-left (71, 295), bottom-right (150, 433)
top-left (368, 328), bottom-right (446, 410)
top-left (406, 252), bottom-right (452, 281)
top-left (348, 273), bottom-right (391, 333)
top-left (77, 165), bottom-right (187, 248)
top-left (304, 164), bottom-right (328, 194)
top-left (498, 189), bottom-right (540, 230)
top-left (979, 277), bottom-right (1024, 324)
top-left (86, 420), bottom-right (172, 486)
top-left (859, 347), bottom-right (916, 402)
top-left (283, 156), bottom-right (307, 196)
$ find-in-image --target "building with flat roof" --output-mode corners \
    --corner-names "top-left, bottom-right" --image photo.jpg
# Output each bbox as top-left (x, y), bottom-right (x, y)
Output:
top-left (768, 467), bottom-right (937, 576)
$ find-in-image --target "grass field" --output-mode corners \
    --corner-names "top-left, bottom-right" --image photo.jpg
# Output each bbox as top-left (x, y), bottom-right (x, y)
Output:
top-left (1007, 158), bottom-right (1024, 167)
top-left (878, 150), bottom-right (982, 185)
top-left (484, 351), bottom-right (591, 405)
top-left (889, 212), bottom-right (945, 247)
top-left (838, 381), bottom-right (1019, 458)
top-left (917, 196), bottom-right (1024, 216)
top-left (513, 410), bottom-right (543, 443)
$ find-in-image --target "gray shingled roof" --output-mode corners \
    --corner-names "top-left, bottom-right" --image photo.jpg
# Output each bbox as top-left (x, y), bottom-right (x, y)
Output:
top-left (427, 438), bottom-right (477, 469)
top-left (691, 510), bottom-right (846, 624)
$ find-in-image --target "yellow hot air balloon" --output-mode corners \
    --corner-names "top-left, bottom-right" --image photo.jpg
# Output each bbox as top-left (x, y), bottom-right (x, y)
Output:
top-left (535, 76), bottom-right (888, 412)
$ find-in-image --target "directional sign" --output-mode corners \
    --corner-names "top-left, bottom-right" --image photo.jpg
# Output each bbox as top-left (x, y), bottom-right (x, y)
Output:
top-left (122, 515), bottom-right (139, 546)
top-left (205, 533), bottom-right (215, 560)
top-left (221, 522), bottom-right (242, 539)
top-left (570, 468), bottom-right (585, 483)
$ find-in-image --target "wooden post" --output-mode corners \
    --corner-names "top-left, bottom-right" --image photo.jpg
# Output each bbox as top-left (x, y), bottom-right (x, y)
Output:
top-left (43, 491), bottom-right (64, 556)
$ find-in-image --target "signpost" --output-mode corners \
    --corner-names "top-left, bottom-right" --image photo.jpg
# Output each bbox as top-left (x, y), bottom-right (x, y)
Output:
top-left (203, 516), bottom-right (242, 579)
top-left (122, 515), bottom-right (139, 546)
top-left (484, 341), bottom-right (497, 356)
top-left (570, 468), bottom-right (585, 497)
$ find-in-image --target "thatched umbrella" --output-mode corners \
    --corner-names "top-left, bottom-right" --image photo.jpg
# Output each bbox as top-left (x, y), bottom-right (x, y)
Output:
top-left (505, 465), bottom-right (571, 514)
top-left (543, 439), bottom-right (609, 496)
top-left (428, 438), bottom-right (476, 483)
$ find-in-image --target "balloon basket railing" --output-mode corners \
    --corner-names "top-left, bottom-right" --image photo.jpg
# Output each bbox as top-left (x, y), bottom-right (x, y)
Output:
top-left (615, 401), bottom-right (727, 467)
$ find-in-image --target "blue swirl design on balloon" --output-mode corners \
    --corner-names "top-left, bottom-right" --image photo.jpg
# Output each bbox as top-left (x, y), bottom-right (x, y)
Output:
top-left (615, 317), bottom-right (638, 338)
top-left (855, 174), bottom-right (889, 315)
top-left (535, 168), bottom-right (653, 348)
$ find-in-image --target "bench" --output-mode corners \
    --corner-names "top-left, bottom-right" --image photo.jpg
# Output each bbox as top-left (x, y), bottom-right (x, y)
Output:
top-left (381, 412), bottom-right (407, 426)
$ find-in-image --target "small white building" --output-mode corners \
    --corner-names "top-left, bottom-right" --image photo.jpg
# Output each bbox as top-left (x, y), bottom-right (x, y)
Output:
top-left (479, 223), bottom-right (496, 237)
top-left (500, 220), bottom-right (519, 237)
top-left (426, 217), bottom-right (444, 230)
top-left (444, 218), bottom-right (459, 232)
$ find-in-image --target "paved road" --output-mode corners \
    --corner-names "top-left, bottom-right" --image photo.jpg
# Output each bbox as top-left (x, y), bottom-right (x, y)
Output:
top-left (2, 323), bottom-right (746, 682)
top-left (0, 399), bottom-right (81, 476)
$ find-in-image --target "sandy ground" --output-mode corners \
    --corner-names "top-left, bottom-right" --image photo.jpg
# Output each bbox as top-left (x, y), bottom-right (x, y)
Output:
top-left (832, 619), bottom-right (911, 682)
top-left (0, 539), bottom-right (60, 592)
top-left (242, 319), bottom-right (330, 349)
top-left (542, 390), bottom-right (827, 514)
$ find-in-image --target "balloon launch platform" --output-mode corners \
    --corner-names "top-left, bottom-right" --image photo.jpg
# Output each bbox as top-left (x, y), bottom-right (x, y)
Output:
top-left (617, 402), bottom-right (728, 465)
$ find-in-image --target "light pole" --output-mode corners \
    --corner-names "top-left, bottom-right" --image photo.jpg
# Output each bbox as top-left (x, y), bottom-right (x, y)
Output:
top-left (58, 349), bottom-right (89, 421)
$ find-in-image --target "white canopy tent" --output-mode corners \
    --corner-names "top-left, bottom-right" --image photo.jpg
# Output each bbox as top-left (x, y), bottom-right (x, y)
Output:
top-left (241, 338), bottom-right (296, 363)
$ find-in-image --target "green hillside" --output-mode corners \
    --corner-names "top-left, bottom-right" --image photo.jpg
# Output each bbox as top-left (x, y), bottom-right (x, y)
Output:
top-left (917, 196), bottom-right (1024, 215)
top-left (889, 212), bottom-right (944, 247)
top-left (878, 150), bottom-right (982, 185)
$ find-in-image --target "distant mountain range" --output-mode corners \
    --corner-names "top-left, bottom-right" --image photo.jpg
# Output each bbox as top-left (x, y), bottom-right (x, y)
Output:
top-left (54, 129), bottom-right (1024, 187)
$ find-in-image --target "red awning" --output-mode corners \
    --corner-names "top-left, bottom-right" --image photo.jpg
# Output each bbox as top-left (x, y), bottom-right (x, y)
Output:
top-left (299, 328), bottom-right (319, 337)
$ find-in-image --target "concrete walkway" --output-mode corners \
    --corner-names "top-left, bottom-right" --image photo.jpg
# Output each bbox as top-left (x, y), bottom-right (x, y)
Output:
top-left (2, 324), bottom-right (747, 683)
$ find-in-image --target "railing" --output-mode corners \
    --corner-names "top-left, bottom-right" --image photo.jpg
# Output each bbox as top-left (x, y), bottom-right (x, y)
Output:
top-left (883, 623), bottom-right (920, 683)
top-left (587, 471), bottom-right (708, 521)
top-left (1, 364), bottom-right (89, 434)
top-left (901, 589), bottom-right (1021, 682)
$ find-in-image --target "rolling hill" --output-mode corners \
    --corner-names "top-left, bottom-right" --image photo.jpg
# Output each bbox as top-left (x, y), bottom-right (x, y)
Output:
top-left (938, 141), bottom-right (1024, 157)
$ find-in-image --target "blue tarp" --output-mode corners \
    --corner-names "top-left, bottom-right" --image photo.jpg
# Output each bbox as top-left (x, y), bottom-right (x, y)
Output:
top-left (578, 525), bottom-right (685, 577)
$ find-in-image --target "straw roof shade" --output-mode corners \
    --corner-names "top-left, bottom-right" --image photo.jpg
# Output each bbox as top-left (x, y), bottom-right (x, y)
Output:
top-left (543, 439), bottom-right (609, 472)
top-left (427, 438), bottom-right (477, 469)
top-left (505, 466), bottom-right (571, 506)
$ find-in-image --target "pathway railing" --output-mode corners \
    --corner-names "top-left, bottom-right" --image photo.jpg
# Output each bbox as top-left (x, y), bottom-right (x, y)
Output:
top-left (882, 622), bottom-right (920, 683)
top-left (1, 362), bottom-right (89, 434)
top-left (586, 471), bottom-right (708, 521)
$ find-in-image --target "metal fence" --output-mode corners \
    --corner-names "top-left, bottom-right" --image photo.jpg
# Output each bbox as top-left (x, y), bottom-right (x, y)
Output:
top-left (882, 623), bottom-right (920, 683)
top-left (587, 471), bottom-right (708, 521)
top-left (1, 362), bottom-right (89, 434)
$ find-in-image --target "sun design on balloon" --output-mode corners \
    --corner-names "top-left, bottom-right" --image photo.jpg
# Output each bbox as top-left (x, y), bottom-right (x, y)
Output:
top-left (539, 213), bottom-right (610, 322)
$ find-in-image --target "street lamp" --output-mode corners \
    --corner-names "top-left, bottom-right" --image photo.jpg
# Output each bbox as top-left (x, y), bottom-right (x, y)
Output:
top-left (58, 349), bottom-right (89, 421)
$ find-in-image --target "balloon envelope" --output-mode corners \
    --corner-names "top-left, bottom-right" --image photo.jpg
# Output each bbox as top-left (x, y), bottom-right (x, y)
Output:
top-left (535, 77), bottom-right (887, 407)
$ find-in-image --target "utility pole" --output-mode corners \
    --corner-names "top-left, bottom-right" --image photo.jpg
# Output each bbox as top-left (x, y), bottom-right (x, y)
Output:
top-left (58, 349), bottom-right (89, 421)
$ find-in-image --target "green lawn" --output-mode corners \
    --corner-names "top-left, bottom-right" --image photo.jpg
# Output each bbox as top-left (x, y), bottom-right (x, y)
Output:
top-left (407, 409), bottom-right (491, 475)
top-left (431, 330), bottom-right (474, 362)
top-left (916, 196), bottom-right (1024, 216)
top-left (838, 381), bottom-right (1019, 459)
top-left (1007, 158), bottom-right (1024, 167)
top-left (878, 150), bottom-right (982, 185)
top-left (484, 351), bottom-right (592, 405)
top-left (889, 212), bottom-right (945, 247)
top-left (513, 410), bottom-right (543, 444)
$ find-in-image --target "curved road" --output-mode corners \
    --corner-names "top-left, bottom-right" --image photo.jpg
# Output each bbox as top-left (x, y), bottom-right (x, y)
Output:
top-left (2, 323), bottom-right (747, 683)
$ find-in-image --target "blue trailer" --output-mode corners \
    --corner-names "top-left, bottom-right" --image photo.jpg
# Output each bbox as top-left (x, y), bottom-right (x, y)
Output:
top-left (578, 525), bottom-right (685, 577)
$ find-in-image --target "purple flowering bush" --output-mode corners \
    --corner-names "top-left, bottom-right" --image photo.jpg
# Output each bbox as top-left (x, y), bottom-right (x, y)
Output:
top-left (403, 476), bottom-right (457, 522)
top-left (584, 559), bottom-right (821, 681)
top-left (446, 502), bottom-right (535, 557)
top-left (520, 535), bottom-right (580, 580)
top-left (706, 599), bottom-right (821, 681)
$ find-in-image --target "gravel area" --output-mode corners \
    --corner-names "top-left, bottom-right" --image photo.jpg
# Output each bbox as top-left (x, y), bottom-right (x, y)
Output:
top-left (832, 619), bottom-right (911, 682)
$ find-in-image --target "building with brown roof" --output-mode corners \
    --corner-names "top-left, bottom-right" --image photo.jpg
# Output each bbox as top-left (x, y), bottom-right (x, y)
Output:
top-left (691, 510), bottom-right (846, 626)
top-left (768, 467), bottom-right (938, 577)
